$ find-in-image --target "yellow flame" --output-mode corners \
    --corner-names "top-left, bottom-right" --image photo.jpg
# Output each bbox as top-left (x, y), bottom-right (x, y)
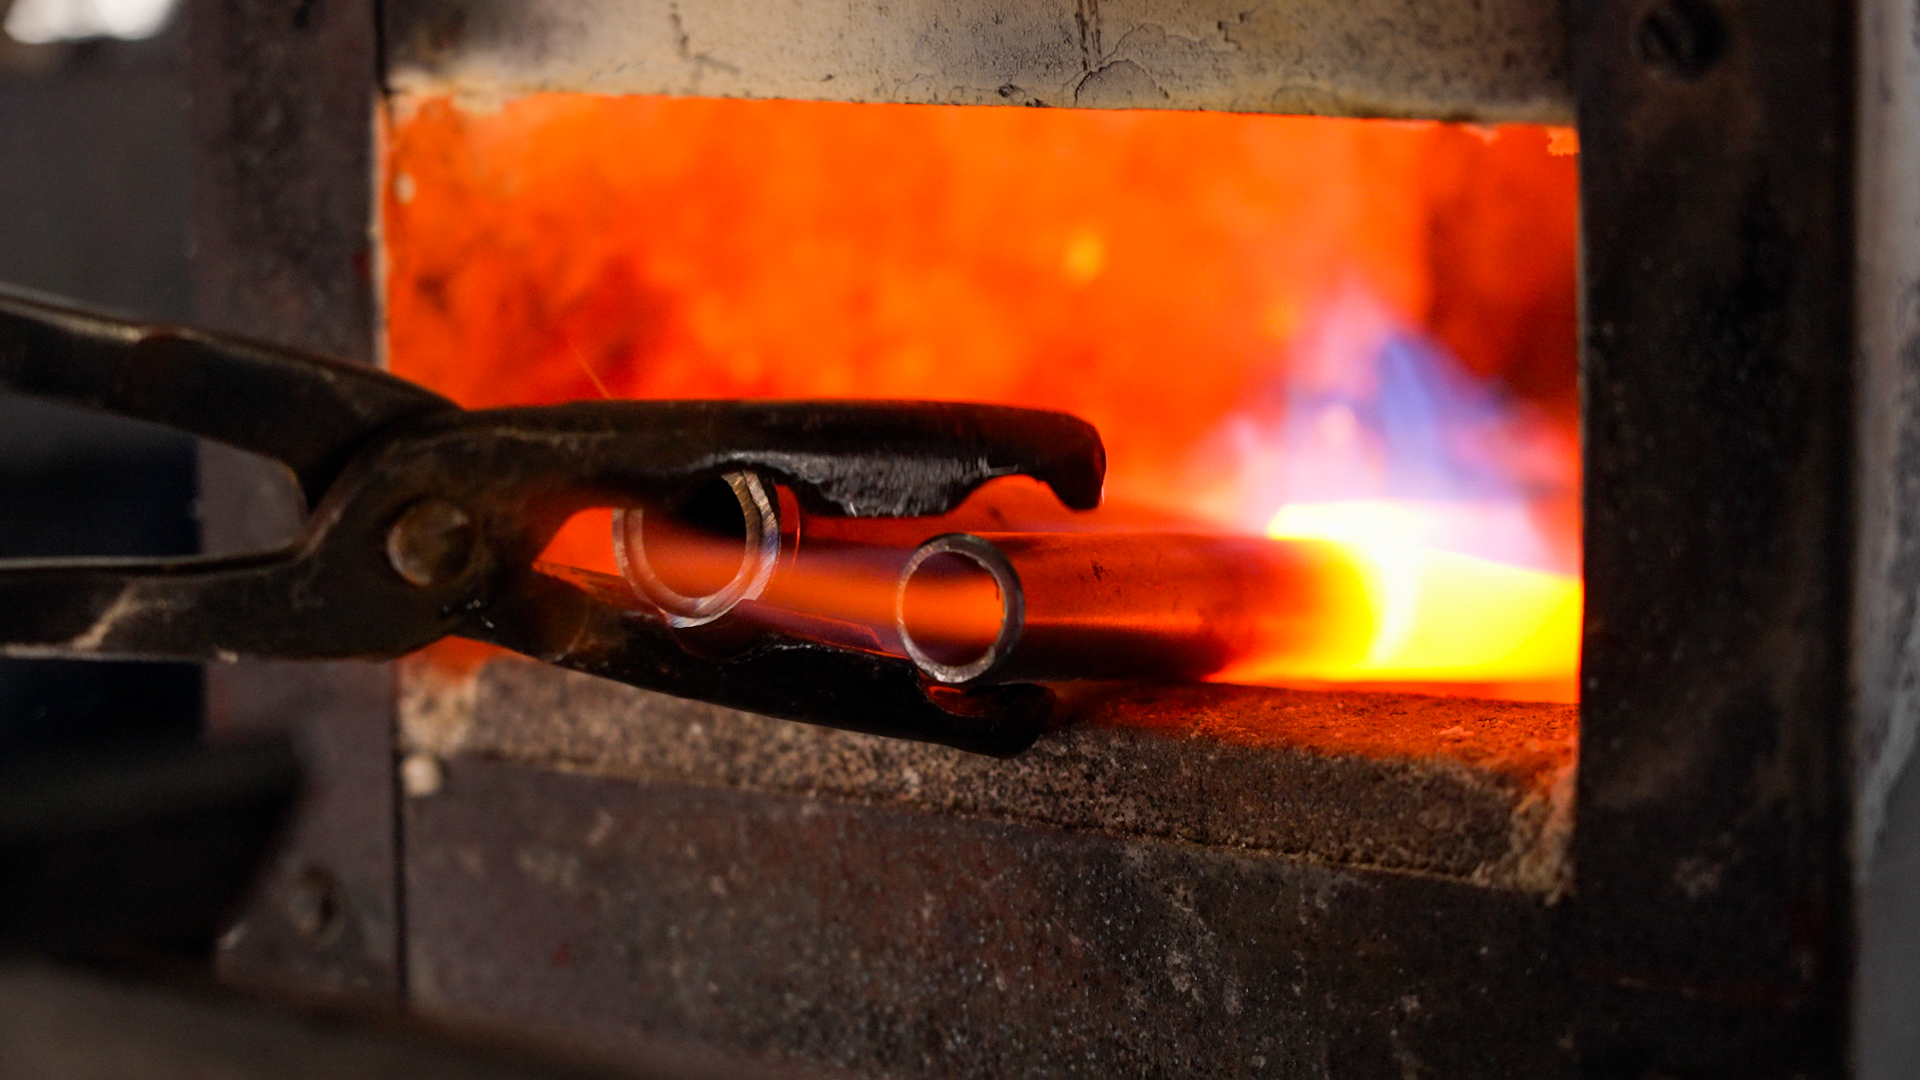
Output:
top-left (1253, 500), bottom-right (1581, 694)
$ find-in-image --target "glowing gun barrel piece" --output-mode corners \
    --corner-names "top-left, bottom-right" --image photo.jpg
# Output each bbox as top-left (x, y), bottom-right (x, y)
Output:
top-left (894, 532), bottom-right (1373, 685)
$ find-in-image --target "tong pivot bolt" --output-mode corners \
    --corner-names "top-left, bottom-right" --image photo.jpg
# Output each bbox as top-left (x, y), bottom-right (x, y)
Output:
top-left (386, 499), bottom-right (478, 588)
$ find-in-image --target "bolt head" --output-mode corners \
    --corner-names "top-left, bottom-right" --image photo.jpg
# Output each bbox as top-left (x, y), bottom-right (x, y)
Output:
top-left (386, 498), bottom-right (477, 587)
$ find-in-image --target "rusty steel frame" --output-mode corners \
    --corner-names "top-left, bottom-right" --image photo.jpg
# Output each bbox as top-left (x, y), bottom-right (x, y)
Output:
top-left (165, 0), bottom-right (1920, 1075)
top-left (189, 0), bottom-right (399, 1004)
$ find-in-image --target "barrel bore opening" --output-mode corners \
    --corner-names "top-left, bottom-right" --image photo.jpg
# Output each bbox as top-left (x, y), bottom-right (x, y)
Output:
top-left (898, 544), bottom-right (1012, 681)
top-left (643, 477), bottom-right (750, 597)
top-left (615, 471), bottom-right (779, 626)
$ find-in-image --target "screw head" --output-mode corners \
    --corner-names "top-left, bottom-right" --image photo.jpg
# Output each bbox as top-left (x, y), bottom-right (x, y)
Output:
top-left (1632, 0), bottom-right (1725, 79)
top-left (386, 498), bottom-right (477, 587)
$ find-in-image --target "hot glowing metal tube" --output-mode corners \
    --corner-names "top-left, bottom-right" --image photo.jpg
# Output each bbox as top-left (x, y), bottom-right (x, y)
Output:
top-left (615, 472), bottom-right (920, 651)
top-left (894, 532), bottom-right (1374, 685)
top-left (1260, 499), bottom-right (1583, 697)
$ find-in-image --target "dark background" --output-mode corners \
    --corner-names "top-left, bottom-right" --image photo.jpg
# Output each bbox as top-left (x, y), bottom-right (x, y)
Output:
top-left (0, 13), bottom-right (200, 757)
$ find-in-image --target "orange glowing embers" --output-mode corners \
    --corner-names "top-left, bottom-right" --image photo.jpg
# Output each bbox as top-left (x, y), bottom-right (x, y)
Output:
top-left (382, 93), bottom-right (1582, 703)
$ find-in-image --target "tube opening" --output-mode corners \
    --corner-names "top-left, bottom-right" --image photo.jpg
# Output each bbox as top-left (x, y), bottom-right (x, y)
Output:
top-left (897, 537), bottom-right (1018, 684)
top-left (646, 477), bottom-right (750, 597)
top-left (615, 471), bottom-right (780, 626)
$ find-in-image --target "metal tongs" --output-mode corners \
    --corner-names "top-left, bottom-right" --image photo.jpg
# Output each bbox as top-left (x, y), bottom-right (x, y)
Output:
top-left (0, 287), bottom-right (1105, 755)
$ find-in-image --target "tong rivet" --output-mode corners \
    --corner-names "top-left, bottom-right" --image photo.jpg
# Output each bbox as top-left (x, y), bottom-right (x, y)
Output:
top-left (387, 499), bottom-right (477, 587)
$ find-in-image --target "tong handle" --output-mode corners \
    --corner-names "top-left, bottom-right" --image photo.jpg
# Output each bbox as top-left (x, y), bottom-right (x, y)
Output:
top-left (0, 285), bottom-right (455, 506)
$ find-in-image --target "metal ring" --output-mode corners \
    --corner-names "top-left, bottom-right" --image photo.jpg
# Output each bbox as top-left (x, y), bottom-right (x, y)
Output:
top-left (895, 533), bottom-right (1023, 685)
top-left (613, 470), bottom-right (781, 628)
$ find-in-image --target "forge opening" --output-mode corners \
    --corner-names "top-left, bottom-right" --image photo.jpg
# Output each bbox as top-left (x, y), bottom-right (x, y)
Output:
top-left (385, 93), bottom-right (1582, 705)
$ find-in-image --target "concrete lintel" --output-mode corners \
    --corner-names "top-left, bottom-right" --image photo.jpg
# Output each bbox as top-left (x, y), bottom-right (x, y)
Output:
top-left (385, 0), bottom-right (1572, 123)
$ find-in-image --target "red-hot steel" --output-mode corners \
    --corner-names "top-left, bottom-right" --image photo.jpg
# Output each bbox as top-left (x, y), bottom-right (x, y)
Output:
top-left (895, 532), bottom-right (1373, 685)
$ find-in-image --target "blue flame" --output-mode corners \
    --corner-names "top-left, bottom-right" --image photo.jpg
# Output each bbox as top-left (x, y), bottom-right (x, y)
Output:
top-left (1214, 283), bottom-right (1573, 572)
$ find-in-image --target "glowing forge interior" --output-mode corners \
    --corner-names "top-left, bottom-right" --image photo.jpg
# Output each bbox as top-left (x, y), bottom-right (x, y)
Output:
top-left (381, 93), bottom-right (1582, 703)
